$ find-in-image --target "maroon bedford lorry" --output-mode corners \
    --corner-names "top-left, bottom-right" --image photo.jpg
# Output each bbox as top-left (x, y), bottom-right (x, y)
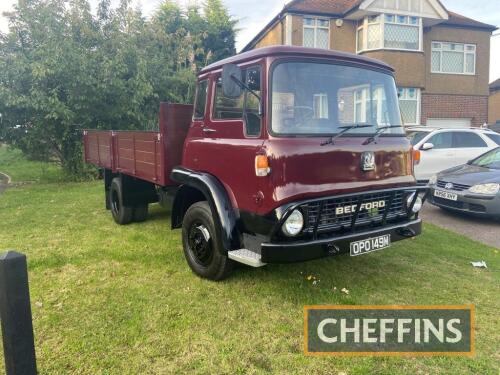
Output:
top-left (83, 46), bottom-right (427, 280)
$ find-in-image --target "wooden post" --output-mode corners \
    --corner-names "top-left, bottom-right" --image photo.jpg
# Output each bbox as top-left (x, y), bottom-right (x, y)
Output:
top-left (0, 251), bottom-right (37, 375)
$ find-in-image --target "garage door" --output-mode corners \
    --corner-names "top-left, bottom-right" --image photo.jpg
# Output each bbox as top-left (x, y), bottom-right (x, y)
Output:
top-left (426, 118), bottom-right (471, 128)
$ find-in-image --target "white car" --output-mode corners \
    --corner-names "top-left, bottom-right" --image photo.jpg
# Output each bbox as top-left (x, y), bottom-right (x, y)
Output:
top-left (407, 127), bottom-right (500, 182)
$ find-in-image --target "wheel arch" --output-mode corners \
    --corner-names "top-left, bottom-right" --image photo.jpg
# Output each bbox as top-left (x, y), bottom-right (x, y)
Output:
top-left (170, 168), bottom-right (240, 253)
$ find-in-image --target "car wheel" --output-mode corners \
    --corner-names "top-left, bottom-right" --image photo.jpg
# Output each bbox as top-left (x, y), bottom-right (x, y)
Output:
top-left (182, 201), bottom-right (234, 281)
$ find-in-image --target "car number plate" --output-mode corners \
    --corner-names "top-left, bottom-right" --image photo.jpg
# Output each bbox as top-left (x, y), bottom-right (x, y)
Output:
top-left (434, 189), bottom-right (458, 201)
top-left (350, 234), bottom-right (391, 257)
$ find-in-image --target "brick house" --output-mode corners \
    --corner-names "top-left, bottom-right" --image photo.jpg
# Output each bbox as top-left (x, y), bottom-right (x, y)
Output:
top-left (489, 78), bottom-right (500, 127)
top-left (242, 0), bottom-right (497, 127)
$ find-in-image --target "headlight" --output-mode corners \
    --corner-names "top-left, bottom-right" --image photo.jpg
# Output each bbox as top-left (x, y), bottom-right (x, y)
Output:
top-left (428, 174), bottom-right (437, 186)
top-left (468, 183), bottom-right (500, 195)
top-left (406, 193), bottom-right (423, 213)
top-left (282, 209), bottom-right (304, 237)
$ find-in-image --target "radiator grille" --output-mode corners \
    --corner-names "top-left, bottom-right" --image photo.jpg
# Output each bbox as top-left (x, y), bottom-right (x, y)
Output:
top-left (436, 180), bottom-right (471, 192)
top-left (301, 190), bottom-right (409, 235)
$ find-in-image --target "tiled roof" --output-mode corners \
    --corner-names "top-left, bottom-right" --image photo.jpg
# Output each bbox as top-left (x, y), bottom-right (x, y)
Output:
top-left (284, 0), bottom-right (363, 15)
top-left (442, 12), bottom-right (497, 31)
top-left (490, 78), bottom-right (500, 92)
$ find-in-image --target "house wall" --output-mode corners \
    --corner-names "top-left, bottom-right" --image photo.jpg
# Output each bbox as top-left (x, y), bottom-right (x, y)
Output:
top-left (423, 26), bottom-right (491, 96)
top-left (361, 50), bottom-right (426, 88)
top-left (330, 19), bottom-right (357, 53)
top-left (489, 90), bottom-right (500, 124)
top-left (290, 15), bottom-right (303, 46)
top-left (255, 20), bottom-right (284, 48)
top-left (421, 94), bottom-right (488, 127)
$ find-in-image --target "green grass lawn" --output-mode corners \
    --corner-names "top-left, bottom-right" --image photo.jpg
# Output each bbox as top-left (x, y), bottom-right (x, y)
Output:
top-left (0, 146), bottom-right (499, 374)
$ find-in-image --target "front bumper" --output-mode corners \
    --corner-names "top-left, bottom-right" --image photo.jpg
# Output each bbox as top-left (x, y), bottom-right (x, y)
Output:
top-left (261, 219), bottom-right (421, 263)
top-left (428, 186), bottom-right (500, 217)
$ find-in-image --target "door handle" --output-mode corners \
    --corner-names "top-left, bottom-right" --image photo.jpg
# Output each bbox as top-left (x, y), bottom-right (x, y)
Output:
top-left (202, 127), bottom-right (217, 133)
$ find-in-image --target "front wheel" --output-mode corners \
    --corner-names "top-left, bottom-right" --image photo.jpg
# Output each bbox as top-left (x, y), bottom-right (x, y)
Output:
top-left (182, 201), bottom-right (234, 280)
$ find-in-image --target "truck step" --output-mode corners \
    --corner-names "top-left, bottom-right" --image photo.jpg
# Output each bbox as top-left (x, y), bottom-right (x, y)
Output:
top-left (228, 249), bottom-right (266, 268)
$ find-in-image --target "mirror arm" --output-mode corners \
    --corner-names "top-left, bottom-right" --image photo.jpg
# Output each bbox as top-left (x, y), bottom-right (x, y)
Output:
top-left (230, 75), bottom-right (263, 116)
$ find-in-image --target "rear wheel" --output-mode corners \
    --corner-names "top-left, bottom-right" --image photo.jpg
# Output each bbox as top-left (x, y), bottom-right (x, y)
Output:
top-left (109, 178), bottom-right (133, 225)
top-left (182, 201), bottom-right (234, 280)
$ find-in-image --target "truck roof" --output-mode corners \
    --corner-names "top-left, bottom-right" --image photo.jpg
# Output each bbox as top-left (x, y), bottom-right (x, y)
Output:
top-left (200, 45), bottom-right (394, 74)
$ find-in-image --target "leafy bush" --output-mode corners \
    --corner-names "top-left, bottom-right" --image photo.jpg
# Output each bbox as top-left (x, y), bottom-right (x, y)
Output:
top-left (0, 0), bottom-right (237, 175)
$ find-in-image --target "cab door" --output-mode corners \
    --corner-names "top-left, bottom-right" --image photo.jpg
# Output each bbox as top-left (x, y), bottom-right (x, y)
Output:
top-left (185, 65), bottom-right (265, 213)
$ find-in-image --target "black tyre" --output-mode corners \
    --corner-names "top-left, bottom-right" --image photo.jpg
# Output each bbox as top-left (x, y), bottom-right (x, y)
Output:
top-left (133, 204), bottom-right (149, 222)
top-left (182, 201), bottom-right (234, 280)
top-left (109, 178), bottom-right (133, 225)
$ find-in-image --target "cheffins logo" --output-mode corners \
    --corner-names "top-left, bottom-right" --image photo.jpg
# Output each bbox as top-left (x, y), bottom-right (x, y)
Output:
top-left (304, 305), bottom-right (474, 356)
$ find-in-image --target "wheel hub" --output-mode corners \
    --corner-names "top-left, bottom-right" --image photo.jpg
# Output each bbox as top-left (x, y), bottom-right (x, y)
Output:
top-left (188, 223), bottom-right (213, 266)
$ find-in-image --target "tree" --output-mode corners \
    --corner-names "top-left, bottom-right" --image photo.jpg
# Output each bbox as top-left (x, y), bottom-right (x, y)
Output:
top-left (0, 0), bottom-right (238, 175)
top-left (203, 0), bottom-right (237, 63)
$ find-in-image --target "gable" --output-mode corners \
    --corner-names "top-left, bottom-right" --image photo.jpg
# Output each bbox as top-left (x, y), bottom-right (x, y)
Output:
top-left (360, 0), bottom-right (448, 20)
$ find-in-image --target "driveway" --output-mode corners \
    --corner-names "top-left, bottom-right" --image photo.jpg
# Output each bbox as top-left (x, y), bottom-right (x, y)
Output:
top-left (421, 204), bottom-right (500, 249)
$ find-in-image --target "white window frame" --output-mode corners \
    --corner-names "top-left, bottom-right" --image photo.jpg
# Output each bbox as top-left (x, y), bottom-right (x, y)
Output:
top-left (398, 87), bottom-right (421, 125)
top-left (353, 86), bottom-right (388, 125)
top-left (303, 17), bottom-right (330, 49)
top-left (354, 88), bottom-right (368, 123)
top-left (431, 41), bottom-right (476, 75)
top-left (313, 93), bottom-right (329, 119)
top-left (356, 13), bottom-right (423, 53)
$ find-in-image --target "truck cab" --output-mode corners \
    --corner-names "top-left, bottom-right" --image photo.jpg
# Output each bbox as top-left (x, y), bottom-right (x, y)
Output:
top-left (84, 46), bottom-right (427, 280)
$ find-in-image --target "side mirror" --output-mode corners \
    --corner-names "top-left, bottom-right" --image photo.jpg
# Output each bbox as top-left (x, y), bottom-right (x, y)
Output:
top-left (421, 142), bottom-right (434, 151)
top-left (222, 63), bottom-right (243, 98)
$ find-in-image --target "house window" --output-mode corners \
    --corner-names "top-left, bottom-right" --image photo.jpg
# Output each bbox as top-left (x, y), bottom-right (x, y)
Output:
top-left (357, 13), bottom-right (421, 52)
top-left (303, 18), bottom-right (329, 49)
top-left (398, 87), bottom-right (420, 125)
top-left (431, 42), bottom-right (476, 75)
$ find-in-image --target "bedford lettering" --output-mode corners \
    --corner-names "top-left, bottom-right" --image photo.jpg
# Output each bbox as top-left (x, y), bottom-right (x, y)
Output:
top-left (336, 201), bottom-right (386, 215)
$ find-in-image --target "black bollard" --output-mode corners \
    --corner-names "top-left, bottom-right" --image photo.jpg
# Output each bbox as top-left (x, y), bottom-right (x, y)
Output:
top-left (0, 251), bottom-right (37, 375)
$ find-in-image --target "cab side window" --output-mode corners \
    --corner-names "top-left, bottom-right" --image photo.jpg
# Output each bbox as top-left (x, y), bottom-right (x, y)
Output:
top-left (214, 74), bottom-right (245, 119)
top-left (193, 80), bottom-right (208, 119)
top-left (213, 66), bottom-right (262, 137)
top-left (453, 132), bottom-right (487, 148)
top-left (427, 132), bottom-right (453, 149)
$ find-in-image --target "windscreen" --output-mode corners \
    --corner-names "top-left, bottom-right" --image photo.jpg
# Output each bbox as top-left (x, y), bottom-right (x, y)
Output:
top-left (271, 62), bottom-right (404, 136)
top-left (471, 147), bottom-right (500, 169)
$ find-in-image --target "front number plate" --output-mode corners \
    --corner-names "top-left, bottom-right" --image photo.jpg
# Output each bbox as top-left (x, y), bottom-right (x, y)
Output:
top-left (434, 189), bottom-right (458, 201)
top-left (350, 234), bottom-right (391, 256)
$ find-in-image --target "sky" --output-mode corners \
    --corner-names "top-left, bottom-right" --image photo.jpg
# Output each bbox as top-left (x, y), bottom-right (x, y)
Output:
top-left (1, 0), bottom-right (499, 81)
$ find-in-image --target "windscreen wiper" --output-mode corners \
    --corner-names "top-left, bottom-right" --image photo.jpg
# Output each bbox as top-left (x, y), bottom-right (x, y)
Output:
top-left (362, 125), bottom-right (403, 145)
top-left (321, 124), bottom-right (374, 146)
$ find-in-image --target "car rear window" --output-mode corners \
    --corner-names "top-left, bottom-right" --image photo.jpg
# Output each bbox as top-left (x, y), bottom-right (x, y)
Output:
top-left (452, 132), bottom-right (487, 148)
top-left (485, 133), bottom-right (500, 145)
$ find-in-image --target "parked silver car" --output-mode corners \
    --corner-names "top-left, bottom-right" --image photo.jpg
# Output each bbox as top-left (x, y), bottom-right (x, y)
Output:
top-left (427, 147), bottom-right (500, 218)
